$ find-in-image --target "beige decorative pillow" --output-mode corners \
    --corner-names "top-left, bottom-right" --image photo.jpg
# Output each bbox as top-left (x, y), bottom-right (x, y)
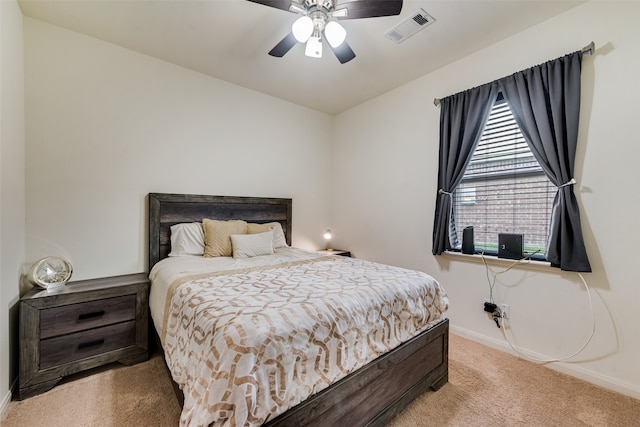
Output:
top-left (202, 219), bottom-right (248, 257)
top-left (246, 223), bottom-right (274, 235)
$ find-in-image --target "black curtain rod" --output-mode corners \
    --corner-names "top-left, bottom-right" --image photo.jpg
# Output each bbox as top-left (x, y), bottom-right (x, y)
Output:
top-left (433, 41), bottom-right (595, 107)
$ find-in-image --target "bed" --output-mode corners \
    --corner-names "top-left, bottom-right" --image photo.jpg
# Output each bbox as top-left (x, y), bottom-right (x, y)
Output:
top-left (147, 193), bottom-right (449, 426)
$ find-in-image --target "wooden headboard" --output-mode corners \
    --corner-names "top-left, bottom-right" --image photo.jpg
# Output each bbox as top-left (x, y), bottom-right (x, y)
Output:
top-left (148, 193), bottom-right (292, 272)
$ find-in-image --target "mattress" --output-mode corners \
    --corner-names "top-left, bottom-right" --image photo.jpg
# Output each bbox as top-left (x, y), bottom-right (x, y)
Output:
top-left (149, 248), bottom-right (448, 427)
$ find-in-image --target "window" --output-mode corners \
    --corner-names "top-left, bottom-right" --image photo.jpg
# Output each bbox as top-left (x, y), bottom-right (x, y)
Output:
top-left (450, 95), bottom-right (555, 259)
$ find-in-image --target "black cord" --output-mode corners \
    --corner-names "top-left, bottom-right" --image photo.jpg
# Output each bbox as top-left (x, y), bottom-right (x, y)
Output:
top-left (493, 311), bottom-right (501, 328)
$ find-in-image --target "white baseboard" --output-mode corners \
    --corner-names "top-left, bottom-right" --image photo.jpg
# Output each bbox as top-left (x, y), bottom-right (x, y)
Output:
top-left (0, 388), bottom-right (11, 421)
top-left (450, 324), bottom-right (640, 400)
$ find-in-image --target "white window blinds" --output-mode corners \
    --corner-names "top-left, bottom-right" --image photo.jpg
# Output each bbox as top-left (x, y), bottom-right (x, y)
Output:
top-left (451, 99), bottom-right (556, 257)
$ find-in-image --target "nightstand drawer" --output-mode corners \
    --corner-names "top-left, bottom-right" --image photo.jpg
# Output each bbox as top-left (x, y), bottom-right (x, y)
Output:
top-left (40, 294), bottom-right (136, 339)
top-left (40, 320), bottom-right (136, 369)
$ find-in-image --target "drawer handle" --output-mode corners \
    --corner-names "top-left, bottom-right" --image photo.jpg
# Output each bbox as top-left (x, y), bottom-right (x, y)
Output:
top-left (78, 310), bottom-right (105, 320)
top-left (78, 339), bottom-right (105, 350)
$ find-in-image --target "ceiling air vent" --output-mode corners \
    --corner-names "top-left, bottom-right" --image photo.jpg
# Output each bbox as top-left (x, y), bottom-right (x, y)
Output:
top-left (385, 9), bottom-right (435, 44)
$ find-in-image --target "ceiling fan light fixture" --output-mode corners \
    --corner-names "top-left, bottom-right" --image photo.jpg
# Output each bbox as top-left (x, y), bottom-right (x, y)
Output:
top-left (250, 0), bottom-right (404, 64)
top-left (305, 35), bottom-right (323, 58)
top-left (292, 16), bottom-right (314, 42)
top-left (324, 20), bottom-right (346, 48)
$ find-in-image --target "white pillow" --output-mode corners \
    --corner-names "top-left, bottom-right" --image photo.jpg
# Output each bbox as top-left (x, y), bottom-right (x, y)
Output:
top-left (230, 231), bottom-right (274, 259)
top-left (246, 222), bottom-right (288, 248)
top-left (267, 222), bottom-right (288, 248)
top-left (168, 222), bottom-right (204, 256)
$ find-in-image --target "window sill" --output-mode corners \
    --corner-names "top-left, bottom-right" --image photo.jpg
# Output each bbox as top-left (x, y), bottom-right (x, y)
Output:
top-left (443, 250), bottom-right (553, 272)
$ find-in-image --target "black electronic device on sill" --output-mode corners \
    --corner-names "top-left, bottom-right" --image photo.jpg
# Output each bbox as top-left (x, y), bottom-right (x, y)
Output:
top-left (462, 226), bottom-right (474, 254)
top-left (498, 233), bottom-right (523, 260)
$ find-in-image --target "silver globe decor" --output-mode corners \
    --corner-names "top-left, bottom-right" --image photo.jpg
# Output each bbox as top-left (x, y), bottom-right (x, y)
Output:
top-left (27, 256), bottom-right (73, 289)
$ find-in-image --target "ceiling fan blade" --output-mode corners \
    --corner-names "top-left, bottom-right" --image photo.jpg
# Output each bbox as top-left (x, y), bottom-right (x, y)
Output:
top-left (246, 0), bottom-right (296, 13)
top-left (268, 33), bottom-right (298, 57)
top-left (335, 0), bottom-right (403, 19)
top-left (329, 40), bottom-right (356, 64)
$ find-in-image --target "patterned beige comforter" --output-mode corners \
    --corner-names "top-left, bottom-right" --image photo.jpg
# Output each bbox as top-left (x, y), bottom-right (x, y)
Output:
top-left (161, 254), bottom-right (448, 427)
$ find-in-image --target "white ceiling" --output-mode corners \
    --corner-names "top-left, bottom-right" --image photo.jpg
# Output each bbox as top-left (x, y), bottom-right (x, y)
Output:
top-left (18, 0), bottom-right (584, 115)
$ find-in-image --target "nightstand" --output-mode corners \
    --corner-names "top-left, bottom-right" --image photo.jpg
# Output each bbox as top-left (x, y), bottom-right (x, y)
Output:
top-left (19, 273), bottom-right (149, 399)
top-left (317, 249), bottom-right (352, 257)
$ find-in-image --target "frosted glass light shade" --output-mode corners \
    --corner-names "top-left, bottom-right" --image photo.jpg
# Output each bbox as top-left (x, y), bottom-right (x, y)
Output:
top-left (324, 21), bottom-right (346, 48)
top-left (292, 16), bottom-right (313, 42)
top-left (323, 229), bottom-right (333, 250)
top-left (305, 36), bottom-right (323, 58)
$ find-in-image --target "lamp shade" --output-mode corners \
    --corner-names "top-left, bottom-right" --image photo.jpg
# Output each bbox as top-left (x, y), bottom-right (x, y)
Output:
top-left (292, 16), bottom-right (313, 42)
top-left (324, 21), bottom-right (346, 48)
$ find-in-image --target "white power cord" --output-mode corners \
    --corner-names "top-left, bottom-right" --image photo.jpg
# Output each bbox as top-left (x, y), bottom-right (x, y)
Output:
top-left (482, 254), bottom-right (596, 363)
top-left (500, 273), bottom-right (595, 363)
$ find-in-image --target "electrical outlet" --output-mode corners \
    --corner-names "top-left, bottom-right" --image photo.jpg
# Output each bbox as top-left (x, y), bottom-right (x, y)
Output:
top-left (498, 304), bottom-right (510, 319)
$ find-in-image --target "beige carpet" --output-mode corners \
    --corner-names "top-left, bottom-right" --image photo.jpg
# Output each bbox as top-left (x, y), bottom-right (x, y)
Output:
top-left (3, 334), bottom-right (639, 426)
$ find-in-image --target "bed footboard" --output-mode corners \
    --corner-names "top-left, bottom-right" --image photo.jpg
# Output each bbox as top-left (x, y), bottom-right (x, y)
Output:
top-left (265, 318), bottom-right (449, 427)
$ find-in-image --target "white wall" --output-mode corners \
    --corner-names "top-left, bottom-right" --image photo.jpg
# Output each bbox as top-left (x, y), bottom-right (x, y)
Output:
top-left (24, 18), bottom-right (334, 281)
top-left (333, 1), bottom-right (640, 398)
top-left (0, 0), bottom-right (26, 411)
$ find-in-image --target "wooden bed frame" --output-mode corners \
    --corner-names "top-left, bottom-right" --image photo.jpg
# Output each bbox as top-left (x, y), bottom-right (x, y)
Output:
top-left (148, 192), bottom-right (448, 426)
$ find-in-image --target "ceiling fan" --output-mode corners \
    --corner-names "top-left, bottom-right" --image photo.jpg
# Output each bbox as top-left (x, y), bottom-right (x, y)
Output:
top-left (247, 0), bottom-right (403, 64)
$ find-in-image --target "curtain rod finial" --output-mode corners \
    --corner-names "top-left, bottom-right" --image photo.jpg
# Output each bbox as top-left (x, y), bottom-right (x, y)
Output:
top-left (434, 98), bottom-right (440, 107)
top-left (582, 41), bottom-right (595, 55)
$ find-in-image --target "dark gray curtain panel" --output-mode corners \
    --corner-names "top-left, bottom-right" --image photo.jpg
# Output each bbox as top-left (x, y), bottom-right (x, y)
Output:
top-left (499, 51), bottom-right (591, 272)
top-left (432, 84), bottom-right (499, 255)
